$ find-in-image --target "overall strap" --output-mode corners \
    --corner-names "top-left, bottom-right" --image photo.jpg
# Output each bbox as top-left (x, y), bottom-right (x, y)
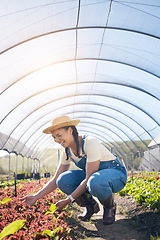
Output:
top-left (81, 135), bottom-right (87, 154)
top-left (67, 135), bottom-right (87, 157)
top-left (67, 147), bottom-right (72, 157)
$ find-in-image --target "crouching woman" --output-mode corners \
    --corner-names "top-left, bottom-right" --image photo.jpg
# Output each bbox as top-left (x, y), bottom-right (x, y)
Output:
top-left (21, 115), bottom-right (127, 225)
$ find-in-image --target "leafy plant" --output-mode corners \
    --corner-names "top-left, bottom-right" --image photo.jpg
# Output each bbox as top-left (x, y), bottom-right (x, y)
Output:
top-left (0, 196), bottom-right (12, 205)
top-left (0, 179), bottom-right (72, 239)
top-left (35, 227), bottom-right (70, 239)
top-left (118, 174), bottom-right (160, 213)
top-left (150, 233), bottom-right (160, 240)
top-left (45, 203), bottom-right (62, 228)
top-left (0, 179), bottom-right (22, 188)
top-left (0, 220), bottom-right (26, 239)
top-left (17, 184), bottom-right (23, 190)
top-left (34, 203), bottom-right (71, 239)
top-left (45, 203), bottom-right (58, 218)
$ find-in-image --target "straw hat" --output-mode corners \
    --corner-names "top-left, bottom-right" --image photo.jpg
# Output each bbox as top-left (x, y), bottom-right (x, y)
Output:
top-left (43, 115), bottom-right (80, 134)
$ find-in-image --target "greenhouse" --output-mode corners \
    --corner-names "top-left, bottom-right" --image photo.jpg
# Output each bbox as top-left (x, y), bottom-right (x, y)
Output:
top-left (0, 1), bottom-right (160, 239)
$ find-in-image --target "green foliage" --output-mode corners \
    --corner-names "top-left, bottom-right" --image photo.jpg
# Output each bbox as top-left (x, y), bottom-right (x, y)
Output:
top-left (0, 180), bottom-right (14, 188)
top-left (118, 174), bottom-right (160, 213)
top-left (35, 203), bottom-right (71, 239)
top-left (0, 179), bottom-right (23, 188)
top-left (54, 188), bottom-right (66, 200)
top-left (150, 234), bottom-right (160, 240)
top-left (17, 184), bottom-right (23, 190)
top-left (43, 228), bottom-right (65, 238)
top-left (44, 203), bottom-right (62, 227)
top-left (45, 203), bottom-right (58, 219)
top-left (34, 227), bottom-right (71, 239)
top-left (0, 220), bottom-right (26, 239)
top-left (0, 197), bottom-right (12, 205)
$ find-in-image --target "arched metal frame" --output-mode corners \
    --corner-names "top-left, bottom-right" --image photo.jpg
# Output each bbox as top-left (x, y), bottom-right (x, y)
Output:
top-left (1, 79), bottom-right (159, 124)
top-left (1, 90), bottom-right (159, 159)
top-left (1, 91), bottom-right (158, 149)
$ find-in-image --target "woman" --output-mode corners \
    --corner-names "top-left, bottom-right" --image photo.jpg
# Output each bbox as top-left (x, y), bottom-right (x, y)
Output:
top-left (21, 115), bottom-right (127, 225)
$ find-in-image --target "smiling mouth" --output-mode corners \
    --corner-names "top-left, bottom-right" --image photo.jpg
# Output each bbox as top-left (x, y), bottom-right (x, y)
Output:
top-left (61, 141), bottom-right (65, 146)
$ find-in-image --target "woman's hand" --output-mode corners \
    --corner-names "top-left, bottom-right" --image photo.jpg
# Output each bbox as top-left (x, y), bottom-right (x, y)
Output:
top-left (55, 198), bottom-right (70, 212)
top-left (19, 195), bottom-right (37, 206)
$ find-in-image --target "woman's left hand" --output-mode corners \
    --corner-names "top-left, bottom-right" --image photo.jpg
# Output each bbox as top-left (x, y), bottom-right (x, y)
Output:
top-left (55, 198), bottom-right (70, 211)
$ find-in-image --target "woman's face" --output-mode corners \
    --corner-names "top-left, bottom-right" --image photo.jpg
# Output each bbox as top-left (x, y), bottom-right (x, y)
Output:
top-left (51, 127), bottom-right (74, 148)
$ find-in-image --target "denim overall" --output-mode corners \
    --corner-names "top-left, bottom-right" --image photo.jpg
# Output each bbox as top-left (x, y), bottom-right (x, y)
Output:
top-left (56, 136), bottom-right (127, 200)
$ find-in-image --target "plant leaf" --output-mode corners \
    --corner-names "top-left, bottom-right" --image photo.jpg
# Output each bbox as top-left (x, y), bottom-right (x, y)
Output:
top-left (0, 220), bottom-right (26, 239)
top-left (50, 203), bottom-right (57, 213)
top-left (53, 227), bottom-right (63, 233)
top-left (43, 229), bottom-right (52, 236)
top-left (18, 185), bottom-right (23, 190)
top-left (44, 211), bottom-right (51, 215)
top-left (0, 197), bottom-right (12, 204)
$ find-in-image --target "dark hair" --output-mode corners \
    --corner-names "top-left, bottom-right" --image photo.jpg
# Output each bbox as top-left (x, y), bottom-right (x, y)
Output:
top-left (62, 126), bottom-right (81, 160)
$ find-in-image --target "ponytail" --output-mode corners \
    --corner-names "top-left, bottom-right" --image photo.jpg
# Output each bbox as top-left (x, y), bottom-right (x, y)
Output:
top-left (63, 126), bottom-right (81, 160)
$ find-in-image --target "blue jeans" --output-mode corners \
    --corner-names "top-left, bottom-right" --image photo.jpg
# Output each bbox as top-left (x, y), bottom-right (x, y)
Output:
top-left (56, 159), bottom-right (127, 200)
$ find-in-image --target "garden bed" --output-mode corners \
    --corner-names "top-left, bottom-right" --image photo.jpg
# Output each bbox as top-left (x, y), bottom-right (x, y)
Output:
top-left (0, 179), bottom-right (72, 239)
top-left (0, 173), bottom-right (160, 240)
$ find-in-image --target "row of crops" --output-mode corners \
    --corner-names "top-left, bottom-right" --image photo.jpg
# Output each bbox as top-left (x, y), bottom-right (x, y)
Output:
top-left (0, 179), bottom-right (72, 239)
top-left (0, 172), bottom-right (160, 239)
top-left (118, 172), bottom-right (160, 213)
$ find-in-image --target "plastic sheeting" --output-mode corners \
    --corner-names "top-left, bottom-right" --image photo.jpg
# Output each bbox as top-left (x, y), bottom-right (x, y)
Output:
top-left (0, 0), bottom-right (160, 161)
top-left (140, 134), bottom-right (160, 170)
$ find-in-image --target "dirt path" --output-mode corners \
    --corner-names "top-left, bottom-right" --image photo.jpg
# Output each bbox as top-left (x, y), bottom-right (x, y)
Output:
top-left (66, 194), bottom-right (160, 240)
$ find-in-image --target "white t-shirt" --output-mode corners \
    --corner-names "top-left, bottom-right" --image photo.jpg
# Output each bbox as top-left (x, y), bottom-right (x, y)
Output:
top-left (60, 136), bottom-right (116, 165)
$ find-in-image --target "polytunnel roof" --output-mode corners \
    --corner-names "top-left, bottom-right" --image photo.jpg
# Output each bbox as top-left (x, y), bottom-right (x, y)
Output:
top-left (0, 0), bottom-right (160, 160)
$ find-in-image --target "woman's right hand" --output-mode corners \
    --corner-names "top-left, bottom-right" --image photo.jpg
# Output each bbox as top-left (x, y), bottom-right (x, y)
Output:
top-left (19, 195), bottom-right (37, 206)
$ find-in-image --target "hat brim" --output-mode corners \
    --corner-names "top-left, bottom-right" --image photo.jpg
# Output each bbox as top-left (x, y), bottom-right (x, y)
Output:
top-left (43, 119), bottom-right (80, 134)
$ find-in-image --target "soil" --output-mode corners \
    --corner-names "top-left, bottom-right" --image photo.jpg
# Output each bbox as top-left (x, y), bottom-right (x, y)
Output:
top-left (66, 194), bottom-right (160, 240)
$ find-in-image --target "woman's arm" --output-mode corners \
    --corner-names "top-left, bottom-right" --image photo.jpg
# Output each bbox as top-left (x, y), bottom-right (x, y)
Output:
top-left (20, 163), bottom-right (70, 205)
top-left (69, 160), bottom-right (100, 199)
top-left (56, 160), bottom-right (100, 210)
top-left (34, 163), bottom-right (69, 199)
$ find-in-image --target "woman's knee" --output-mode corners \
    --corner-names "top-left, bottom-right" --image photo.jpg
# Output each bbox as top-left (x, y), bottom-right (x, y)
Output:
top-left (87, 173), bottom-right (101, 194)
top-left (87, 173), bottom-right (112, 199)
top-left (56, 171), bottom-right (69, 191)
top-left (56, 170), bottom-right (85, 194)
top-left (56, 171), bottom-right (72, 193)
